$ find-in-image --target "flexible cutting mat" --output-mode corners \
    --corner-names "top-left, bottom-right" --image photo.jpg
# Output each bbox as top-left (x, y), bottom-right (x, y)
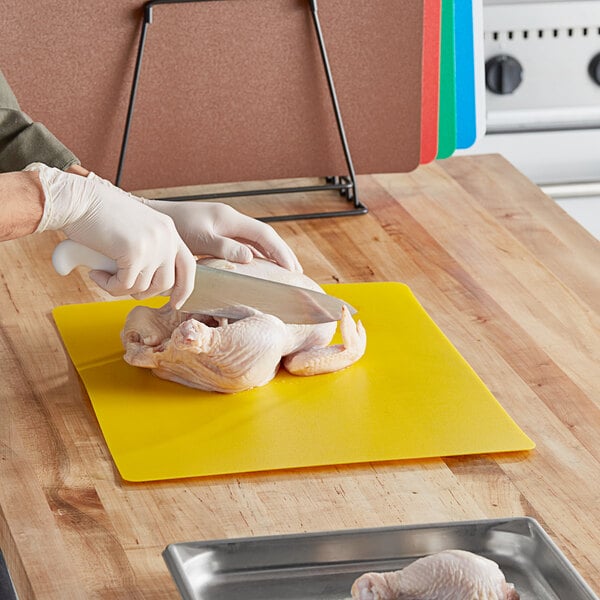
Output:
top-left (53, 283), bottom-right (534, 482)
top-left (472, 0), bottom-right (487, 142)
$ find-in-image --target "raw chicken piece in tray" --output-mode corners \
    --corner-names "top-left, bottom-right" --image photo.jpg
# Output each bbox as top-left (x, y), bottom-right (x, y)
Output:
top-left (351, 549), bottom-right (520, 600)
top-left (121, 257), bottom-right (366, 393)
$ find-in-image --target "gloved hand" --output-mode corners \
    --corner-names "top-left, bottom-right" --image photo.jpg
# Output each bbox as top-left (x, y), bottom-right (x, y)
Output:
top-left (26, 163), bottom-right (196, 308)
top-left (141, 199), bottom-right (303, 273)
top-left (76, 171), bottom-right (302, 272)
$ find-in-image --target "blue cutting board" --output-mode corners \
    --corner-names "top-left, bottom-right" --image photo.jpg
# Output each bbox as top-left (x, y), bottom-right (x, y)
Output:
top-left (455, 0), bottom-right (477, 149)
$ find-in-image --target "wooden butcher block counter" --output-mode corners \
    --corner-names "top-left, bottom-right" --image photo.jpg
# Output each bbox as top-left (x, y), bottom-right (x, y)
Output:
top-left (0, 154), bottom-right (599, 599)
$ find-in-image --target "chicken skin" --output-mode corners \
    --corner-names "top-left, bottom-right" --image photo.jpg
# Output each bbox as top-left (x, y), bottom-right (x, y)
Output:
top-left (121, 258), bottom-right (366, 393)
top-left (351, 550), bottom-right (520, 600)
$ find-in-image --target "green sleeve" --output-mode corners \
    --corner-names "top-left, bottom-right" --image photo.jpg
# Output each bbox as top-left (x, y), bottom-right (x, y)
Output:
top-left (0, 69), bottom-right (80, 173)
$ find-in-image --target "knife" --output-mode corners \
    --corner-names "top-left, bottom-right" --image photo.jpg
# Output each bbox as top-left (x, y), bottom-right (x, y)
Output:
top-left (52, 240), bottom-right (356, 324)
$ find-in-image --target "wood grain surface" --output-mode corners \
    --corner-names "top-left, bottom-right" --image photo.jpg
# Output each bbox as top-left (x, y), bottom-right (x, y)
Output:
top-left (1, 154), bottom-right (599, 599)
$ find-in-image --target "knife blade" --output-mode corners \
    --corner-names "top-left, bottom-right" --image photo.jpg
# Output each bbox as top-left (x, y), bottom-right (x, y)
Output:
top-left (181, 263), bottom-right (355, 323)
top-left (52, 240), bottom-right (356, 324)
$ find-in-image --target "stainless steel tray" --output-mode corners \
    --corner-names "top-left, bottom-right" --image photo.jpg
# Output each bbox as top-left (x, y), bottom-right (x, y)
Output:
top-left (163, 517), bottom-right (599, 600)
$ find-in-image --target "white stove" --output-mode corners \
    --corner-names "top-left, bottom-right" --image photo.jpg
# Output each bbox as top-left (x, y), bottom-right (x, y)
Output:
top-left (462, 0), bottom-right (600, 239)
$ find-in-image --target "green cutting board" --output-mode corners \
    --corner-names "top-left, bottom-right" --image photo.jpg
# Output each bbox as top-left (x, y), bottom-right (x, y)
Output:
top-left (437, 0), bottom-right (457, 158)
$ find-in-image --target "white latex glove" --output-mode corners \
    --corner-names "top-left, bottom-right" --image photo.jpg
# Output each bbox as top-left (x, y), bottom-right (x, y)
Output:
top-left (80, 171), bottom-right (302, 271)
top-left (27, 163), bottom-right (196, 308)
top-left (141, 199), bottom-right (303, 273)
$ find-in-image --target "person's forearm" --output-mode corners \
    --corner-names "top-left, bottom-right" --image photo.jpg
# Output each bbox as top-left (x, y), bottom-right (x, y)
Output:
top-left (0, 171), bottom-right (45, 241)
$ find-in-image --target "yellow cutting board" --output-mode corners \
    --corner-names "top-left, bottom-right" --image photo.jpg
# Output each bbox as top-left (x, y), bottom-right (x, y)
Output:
top-left (52, 283), bottom-right (534, 482)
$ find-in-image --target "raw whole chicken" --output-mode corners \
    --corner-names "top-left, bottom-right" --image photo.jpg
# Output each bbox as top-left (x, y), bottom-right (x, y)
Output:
top-left (351, 549), bottom-right (520, 600)
top-left (121, 257), bottom-right (366, 393)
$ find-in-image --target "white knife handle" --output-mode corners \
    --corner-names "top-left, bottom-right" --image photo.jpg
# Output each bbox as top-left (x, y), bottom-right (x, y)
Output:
top-left (52, 240), bottom-right (173, 298)
top-left (52, 240), bottom-right (117, 276)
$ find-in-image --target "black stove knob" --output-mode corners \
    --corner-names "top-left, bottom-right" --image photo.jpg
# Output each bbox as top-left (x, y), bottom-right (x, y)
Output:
top-left (588, 53), bottom-right (600, 85)
top-left (485, 54), bottom-right (523, 94)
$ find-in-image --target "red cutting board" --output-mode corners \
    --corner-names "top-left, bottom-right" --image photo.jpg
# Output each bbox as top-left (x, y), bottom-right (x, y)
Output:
top-left (421, 0), bottom-right (442, 163)
top-left (53, 283), bottom-right (534, 482)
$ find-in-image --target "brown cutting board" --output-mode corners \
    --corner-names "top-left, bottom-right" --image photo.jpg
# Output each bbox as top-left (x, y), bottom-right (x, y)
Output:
top-left (2, 0), bottom-right (423, 189)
